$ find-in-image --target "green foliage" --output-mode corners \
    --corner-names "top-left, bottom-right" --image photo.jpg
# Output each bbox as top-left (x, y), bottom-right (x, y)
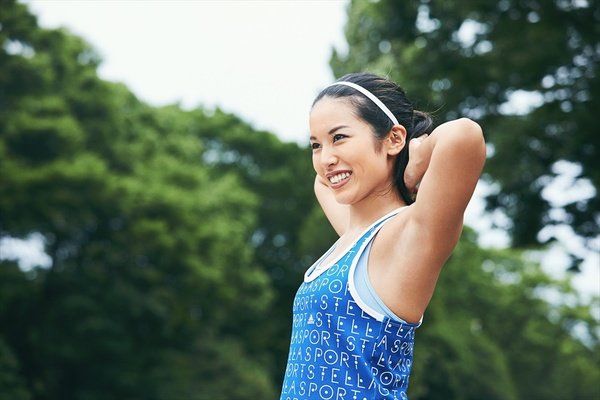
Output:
top-left (0, 337), bottom-right (31, 400)
top-left (1, 1), bottom-right (275, 398)
top-left (331, 0), bottom-right (599, 270)
top-left (0, 1), bottom-right (598, 399)
top-left (407, 227), bottom-right (599, 399)
top-left (0, 261), bottom-right (32, 400)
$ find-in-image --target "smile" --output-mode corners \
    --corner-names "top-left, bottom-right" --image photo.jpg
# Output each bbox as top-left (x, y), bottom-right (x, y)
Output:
top-left (329, 172), bottom-right (352, 189)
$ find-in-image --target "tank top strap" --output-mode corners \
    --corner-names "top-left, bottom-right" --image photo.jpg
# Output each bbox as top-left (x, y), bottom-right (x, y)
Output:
top-left (356, 205), bottom-right (408, 246)
top-left (304, 206), bottom-right (408, 282)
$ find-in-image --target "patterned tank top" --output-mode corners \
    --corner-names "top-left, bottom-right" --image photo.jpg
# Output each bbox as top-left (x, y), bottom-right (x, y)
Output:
top-left (279, 206), bottom-right (422, 400)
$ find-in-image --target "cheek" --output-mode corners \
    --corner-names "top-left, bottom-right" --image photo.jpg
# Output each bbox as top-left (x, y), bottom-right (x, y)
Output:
top-left (354, 152), bottom-right (387, 179)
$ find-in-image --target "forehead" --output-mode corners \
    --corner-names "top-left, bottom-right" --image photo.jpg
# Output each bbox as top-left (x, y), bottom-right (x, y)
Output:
top-left (309, 97), bottom-right (358, 139)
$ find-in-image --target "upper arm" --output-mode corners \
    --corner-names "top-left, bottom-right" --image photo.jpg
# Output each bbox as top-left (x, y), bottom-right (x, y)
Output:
top-left (314, 176), bottom-right (349, 237)
top-left (410, 118), bottom-right (487, 254)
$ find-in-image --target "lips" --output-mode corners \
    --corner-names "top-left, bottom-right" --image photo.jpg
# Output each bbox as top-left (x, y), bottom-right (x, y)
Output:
top-left (329, 172), bottom-right (352, 189)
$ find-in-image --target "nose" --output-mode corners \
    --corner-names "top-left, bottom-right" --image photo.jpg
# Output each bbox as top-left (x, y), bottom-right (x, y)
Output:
top-left (319, 144), bottom-right (338, 168)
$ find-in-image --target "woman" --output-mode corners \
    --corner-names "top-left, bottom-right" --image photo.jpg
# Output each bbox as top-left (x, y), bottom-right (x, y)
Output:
top-left (279, 72), bottom-right (486, 400)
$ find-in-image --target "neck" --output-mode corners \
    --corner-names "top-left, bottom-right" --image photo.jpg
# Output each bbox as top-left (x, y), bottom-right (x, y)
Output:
top-left (344, 185), bottom-right (407, 234)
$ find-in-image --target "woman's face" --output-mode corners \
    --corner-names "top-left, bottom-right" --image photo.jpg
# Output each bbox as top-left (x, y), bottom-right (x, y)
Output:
top-left (309, 97), bottom-right (396, 205)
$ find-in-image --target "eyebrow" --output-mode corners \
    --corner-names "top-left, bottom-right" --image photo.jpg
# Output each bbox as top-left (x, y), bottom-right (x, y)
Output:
top-left (309, 125), bottom-right (349, 141)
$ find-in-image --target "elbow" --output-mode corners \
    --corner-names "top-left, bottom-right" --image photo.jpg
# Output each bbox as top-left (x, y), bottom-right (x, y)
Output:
top-left (459, 118), bottom-right (484, 140)
top-left (459, 118), bottom-right (486, 157)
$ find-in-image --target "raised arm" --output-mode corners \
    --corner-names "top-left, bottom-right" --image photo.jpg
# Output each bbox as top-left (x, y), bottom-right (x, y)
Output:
top-left (407, 118), bottom-right (487, 257)
top-left (314, 175), bottom-right (349, 237)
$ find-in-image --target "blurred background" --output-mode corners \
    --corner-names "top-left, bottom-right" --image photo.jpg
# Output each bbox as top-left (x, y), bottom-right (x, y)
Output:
top-left (0, 0), bottom-right (598, 399)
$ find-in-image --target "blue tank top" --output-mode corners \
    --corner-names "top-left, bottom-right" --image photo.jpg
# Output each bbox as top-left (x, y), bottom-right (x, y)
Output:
top-left (280, 206), bottom-right (423, 400)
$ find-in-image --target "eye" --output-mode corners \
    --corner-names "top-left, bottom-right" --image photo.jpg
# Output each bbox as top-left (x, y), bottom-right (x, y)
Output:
top-left (310, 134), bottom-right (347, 151)
top-left (333, 133), bottom-right (346, 142)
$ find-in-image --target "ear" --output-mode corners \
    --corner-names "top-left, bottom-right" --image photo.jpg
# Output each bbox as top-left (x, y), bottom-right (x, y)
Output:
top-left (386, 125), bottom-right (407, 156)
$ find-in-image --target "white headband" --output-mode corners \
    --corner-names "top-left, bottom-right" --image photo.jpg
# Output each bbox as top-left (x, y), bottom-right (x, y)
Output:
top-left (326, 81), bottom-right (399, 126)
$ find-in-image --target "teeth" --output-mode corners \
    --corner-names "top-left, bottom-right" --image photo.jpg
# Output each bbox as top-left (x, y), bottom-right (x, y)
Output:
top-left (329, 172), bottom-right (351, 184)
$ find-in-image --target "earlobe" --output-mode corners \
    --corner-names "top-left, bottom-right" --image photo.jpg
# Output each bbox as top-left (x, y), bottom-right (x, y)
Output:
top-left (387, 142), bottom-right (404, 156)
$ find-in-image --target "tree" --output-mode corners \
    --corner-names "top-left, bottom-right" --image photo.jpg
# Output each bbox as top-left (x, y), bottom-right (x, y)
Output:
top-left (330, 0), bottom-right (599, 271)
top-left (1, 1), bottom-right (598, 398)
top-left (1, 1), bottom-right (275, 398)
top-left (406, 227), bottom-right (599, 399)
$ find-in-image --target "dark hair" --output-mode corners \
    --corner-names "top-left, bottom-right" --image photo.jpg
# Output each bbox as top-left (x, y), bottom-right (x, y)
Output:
top-left (312, 72), bottom-right (434, 204)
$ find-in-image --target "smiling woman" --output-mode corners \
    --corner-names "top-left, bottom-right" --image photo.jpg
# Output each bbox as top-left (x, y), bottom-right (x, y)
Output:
top-left (279, 72), bottom-right (486, 400)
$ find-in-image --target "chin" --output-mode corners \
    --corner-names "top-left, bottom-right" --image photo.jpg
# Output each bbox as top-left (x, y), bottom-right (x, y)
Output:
top-left (333, 193), bottom-right (354, 205)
